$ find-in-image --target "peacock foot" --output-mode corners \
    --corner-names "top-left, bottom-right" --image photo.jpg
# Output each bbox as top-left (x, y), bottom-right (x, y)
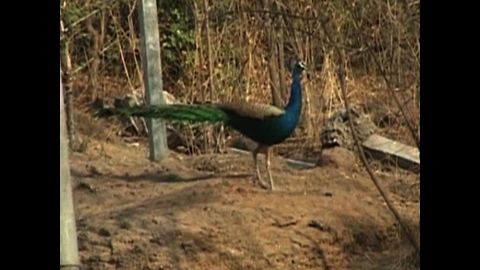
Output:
top-left (253, 169), bottom-right (270, 190)
top-left (257, 178), bottom-right (271, 190)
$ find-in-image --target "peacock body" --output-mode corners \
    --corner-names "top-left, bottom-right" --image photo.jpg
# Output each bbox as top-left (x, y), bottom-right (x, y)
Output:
top-left (96, 60), bottom-right (306, 190)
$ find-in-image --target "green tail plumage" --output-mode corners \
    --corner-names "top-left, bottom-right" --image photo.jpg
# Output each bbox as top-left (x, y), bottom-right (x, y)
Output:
top-left (96, 104), bottom-right (229, 124)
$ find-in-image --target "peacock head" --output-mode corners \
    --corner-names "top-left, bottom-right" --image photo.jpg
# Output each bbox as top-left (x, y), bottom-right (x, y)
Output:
top-left (291, 60), bottom-right (306, 76)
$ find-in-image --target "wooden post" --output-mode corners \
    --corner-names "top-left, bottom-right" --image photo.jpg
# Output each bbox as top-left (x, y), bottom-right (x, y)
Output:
top-left (60, 67), bottom-right (80, 270)
top-left (138, 0), bottom-right (169, 161)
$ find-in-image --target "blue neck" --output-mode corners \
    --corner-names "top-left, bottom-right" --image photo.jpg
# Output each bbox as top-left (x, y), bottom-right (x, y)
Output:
top-left (285, 70), bottom-right (302, 116)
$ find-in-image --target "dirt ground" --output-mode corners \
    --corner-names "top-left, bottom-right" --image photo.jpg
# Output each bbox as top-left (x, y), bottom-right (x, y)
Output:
top-left (70, 116), bottom-right (419, 270)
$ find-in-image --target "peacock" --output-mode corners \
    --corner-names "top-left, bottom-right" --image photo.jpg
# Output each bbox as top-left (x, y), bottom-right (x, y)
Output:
top-left (96, 60), bottom-right (306, 191)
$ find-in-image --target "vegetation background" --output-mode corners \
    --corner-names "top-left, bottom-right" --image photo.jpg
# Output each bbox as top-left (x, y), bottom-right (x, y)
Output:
top-left (60, 0), bottom-right (420, 155)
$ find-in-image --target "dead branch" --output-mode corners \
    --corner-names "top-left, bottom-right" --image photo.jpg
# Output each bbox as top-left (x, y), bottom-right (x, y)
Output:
top-left (318, 15), bottom-right (420, 256)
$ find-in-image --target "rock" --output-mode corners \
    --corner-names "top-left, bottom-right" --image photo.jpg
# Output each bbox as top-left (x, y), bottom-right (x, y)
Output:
top-left (98, 227), bottom-right (111, 237)
top-left (320, 105), bottom-right (377, 150)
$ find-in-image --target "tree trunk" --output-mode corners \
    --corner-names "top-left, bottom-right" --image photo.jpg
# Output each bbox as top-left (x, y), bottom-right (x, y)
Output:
top-left (264, 0), bottom-right (283, 107)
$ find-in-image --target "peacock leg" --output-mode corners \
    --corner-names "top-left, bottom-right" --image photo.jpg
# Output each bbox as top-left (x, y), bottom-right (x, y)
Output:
top-left (265, 147), bottom-right (275, 191)
top-left (252, 145), bottom-right (269, 189)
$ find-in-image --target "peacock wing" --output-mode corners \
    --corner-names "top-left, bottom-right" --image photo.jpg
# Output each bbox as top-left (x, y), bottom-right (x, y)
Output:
top-left (218, 102), bottom-right (285, 119)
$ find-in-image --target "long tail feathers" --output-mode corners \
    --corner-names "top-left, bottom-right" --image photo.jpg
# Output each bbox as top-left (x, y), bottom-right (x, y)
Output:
top-left (95, 104), bottom-right (229, 124)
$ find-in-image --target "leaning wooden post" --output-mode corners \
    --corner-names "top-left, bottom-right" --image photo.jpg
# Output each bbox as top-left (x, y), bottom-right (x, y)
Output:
top-left (60, 67), bottom-right (80, 270)
top-left (138, 0), bottom-right (169, 161)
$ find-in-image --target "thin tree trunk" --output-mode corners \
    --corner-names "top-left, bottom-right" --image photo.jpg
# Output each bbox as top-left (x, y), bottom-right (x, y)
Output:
top-left (85, 0), bottom-right (101, 102)
top-left (264, 0), bottom-right (283, 107)
top-left (277, 26), bottom-right (287, 102)
top-left (60, 20), bottom-right (76, 150)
